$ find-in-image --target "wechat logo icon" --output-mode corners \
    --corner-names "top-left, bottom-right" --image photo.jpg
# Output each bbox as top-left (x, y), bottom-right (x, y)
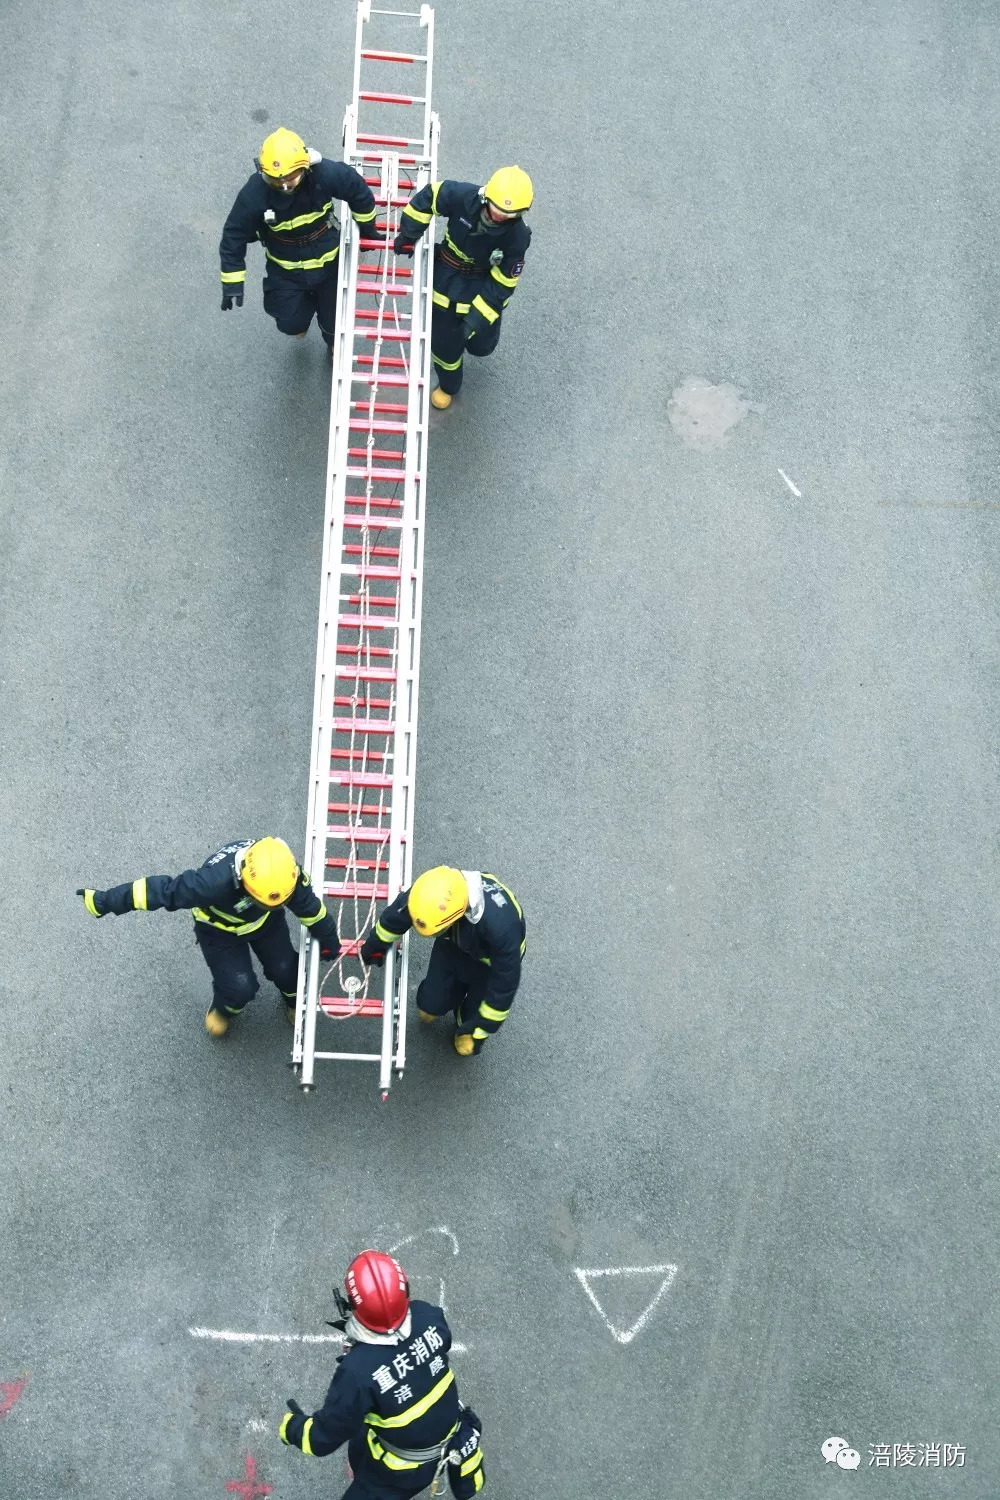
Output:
top-left (822, 1436), bottom-right (861, 1470)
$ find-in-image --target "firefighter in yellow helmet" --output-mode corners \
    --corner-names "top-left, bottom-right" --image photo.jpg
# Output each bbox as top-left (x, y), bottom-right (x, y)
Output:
top-left (361, 868), bottom-right (526, 1055)
top-left (77, 838), bottom-right (340, 1035)
top-left (392, 167), bottom-right (533, 408)
top-left (220, 127), bottom-right (379, 348)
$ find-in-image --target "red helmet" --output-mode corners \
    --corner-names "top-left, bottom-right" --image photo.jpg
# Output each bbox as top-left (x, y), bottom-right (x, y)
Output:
top-left (345, 1251), bottom-right (410, 1334)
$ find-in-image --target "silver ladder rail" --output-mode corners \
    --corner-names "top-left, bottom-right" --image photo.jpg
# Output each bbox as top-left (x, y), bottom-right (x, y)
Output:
top-left (294, 1), bottom-right (438, 1098)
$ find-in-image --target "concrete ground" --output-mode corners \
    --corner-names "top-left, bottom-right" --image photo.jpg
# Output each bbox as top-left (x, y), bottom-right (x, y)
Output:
top-left (1, 0), bottom-right (998, 1495)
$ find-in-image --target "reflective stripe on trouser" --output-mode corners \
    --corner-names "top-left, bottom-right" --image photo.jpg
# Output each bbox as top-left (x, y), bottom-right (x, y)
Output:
top-left (261, 260), bottom-right (340, 342)
top-left (193, 912), bottom-right (299, 1015)
top-left (430, 303), bottom-right (502, 394)
top-left (416, 941), bottom-right (496, 1052)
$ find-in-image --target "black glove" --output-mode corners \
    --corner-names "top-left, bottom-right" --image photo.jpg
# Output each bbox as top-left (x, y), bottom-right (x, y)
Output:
top-left (360, 934), bottom-right (388, 966)
top-left (280, 1397), bottom-right (305, 1446)
top-left (392, 234), bottom-right (415, 257)
top-left (220, 285), bottom-right (244, 311)
top-left (463, 305), bottom-right (490, 342)
top-left (319, 940), bottom-right (341, 962)
top-left (77, 888), bottom-right (105, 917)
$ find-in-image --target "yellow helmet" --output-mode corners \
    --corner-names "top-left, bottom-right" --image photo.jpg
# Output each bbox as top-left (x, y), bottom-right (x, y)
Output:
top-left (408, 867), bottom-right (468, 936)
top-left (482, 165), bottom-right (533, 214)
top-left (242, 837), bottom-right (299, 907)
top-left (258, 127), bottom-right (310, 181)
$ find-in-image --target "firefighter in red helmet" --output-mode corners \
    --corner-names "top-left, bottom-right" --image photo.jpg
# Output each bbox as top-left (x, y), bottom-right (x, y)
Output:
top-left (281, 1251), bottom-right (486, 1498)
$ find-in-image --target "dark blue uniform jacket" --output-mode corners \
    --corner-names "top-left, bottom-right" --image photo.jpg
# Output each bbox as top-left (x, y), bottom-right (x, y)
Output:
top-left (375, 873), bottom-right (525, 1028)
top-left (220, 160), bottom-right (377, 285)
top-left (396, 180), bottom-right (530, 337)
top-left (281, 1301), bottom-right (466, 1468)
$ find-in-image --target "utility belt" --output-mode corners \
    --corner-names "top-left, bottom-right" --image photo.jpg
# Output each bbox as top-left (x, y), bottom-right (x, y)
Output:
top-left (437, 247), bottom-right (486, 276)
top-left (193, 906), bottom-right (270, 938)
top-left (369, 1420), bottom-right (459, 1465)
top-left (266, 219), bottom-right (338, 247)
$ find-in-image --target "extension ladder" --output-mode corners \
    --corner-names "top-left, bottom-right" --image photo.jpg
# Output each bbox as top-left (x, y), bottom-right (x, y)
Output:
top-left (293, 0), bottom-right (439, 1097)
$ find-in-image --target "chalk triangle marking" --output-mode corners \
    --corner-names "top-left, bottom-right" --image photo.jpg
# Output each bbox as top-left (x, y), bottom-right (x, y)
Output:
top-left (573, 1264), bottom-right (678, 1344)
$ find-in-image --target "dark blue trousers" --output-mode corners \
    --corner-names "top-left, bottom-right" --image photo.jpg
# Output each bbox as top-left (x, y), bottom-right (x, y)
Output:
top-left (341, 1436), bottom-right (437, 1499)
top-left (262, 260), bottom-right (340, 343)
top-left (193, 914), bottom-right (298, 1014)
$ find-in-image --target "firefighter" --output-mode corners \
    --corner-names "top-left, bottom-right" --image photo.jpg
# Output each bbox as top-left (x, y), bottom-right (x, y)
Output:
top-left (360, 868), bottom-right (525, 1056)
top-left (220, 127), bottom-right (379, 348)
top-left (76, 837), bottom-right (340, 1035)
top-left (281, 1250), bottom-right (486, 1499)
top-left (392, 167), bottom-right (533, 408)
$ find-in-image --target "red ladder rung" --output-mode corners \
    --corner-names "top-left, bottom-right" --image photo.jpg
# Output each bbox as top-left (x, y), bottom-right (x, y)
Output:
top-left (354, 308), bottom-right (411, 322)
top-left (354, 374), bottom-right (410, 387)
top-left (348, 420), bottom-right (407, 433)
top-left (326, 855), bottom-right (389, 870)
top-left (332, 747), bottom-right (389, 763)
top-left (343, 518), bottom-right (403, 532)
top-left (360, 48), bottom-right (424, 62)
top-left (357, 134), bottom-right (422, 146)
top-left (332, 719), bottom-right (396, 733)
top-left (345, 466), bottom-right (409, 480)
top-left (345, 496), bottom-right (403, 511)
top-left (332, 699), bottom-right (392, 712)
top-left (328, 773), bottom-right (393, 791)
top-left (333, 665), bottom-right (396, 681)
top-left (335, 615), bottom-right (399, 631)
top-left (347, 447), bottom-right (405, 463)
top-left (361, 153), bottom-right (418, 164)
top-left (359, 329), bottom-right (411, 341)
top-left (345, 594), bottom-right (398, 608)
top-left (359, 268), bottom-right (412, 281)
top-left (336, 645), bottom-right (394, 660)
top-left (356, 283), bottom-right (408, 295)
top-left (329, 798), bottom-right (392, 813)
top-left (320, 996), bottom-right (385, 1018)
top-left (344, 543), bottom-right (399, 558)
top-left (351, 401), bottom-right (408, 412)
top-left (327, 824), bottom-right (399, 839)
top-left (342, 565), bottom-right (402, 580)
top-left (354, 355), bottom-right (408, 368)
top-left (359, 91), bottom-right (425, 105)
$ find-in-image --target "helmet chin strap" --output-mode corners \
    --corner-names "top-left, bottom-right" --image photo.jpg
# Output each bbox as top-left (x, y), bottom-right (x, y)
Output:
top-left (478, 208), bottom-right (507, 236)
